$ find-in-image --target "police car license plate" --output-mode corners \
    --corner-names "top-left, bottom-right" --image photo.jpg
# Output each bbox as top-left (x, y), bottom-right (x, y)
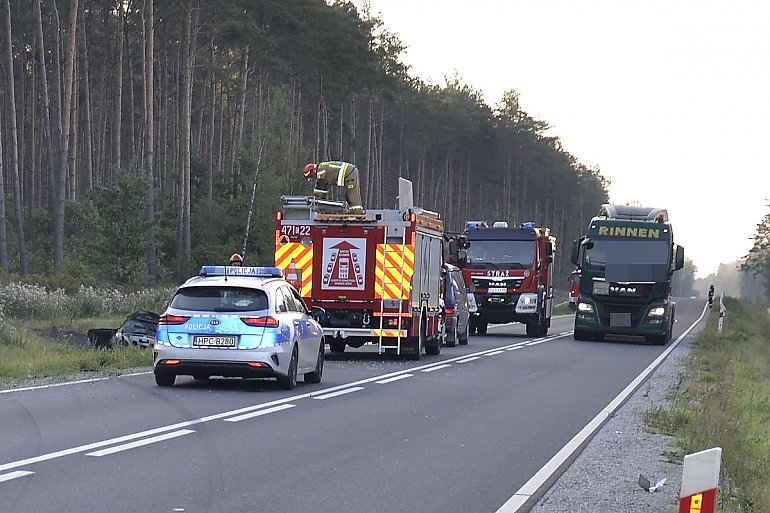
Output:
top-left (488, 287), bottom-right (507, 294)
top-left (193, 335), bottom-right (237, 347)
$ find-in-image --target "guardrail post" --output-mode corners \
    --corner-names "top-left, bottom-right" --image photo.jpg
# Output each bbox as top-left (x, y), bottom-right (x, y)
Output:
top-left (679, 447), bottom-right (722, 513)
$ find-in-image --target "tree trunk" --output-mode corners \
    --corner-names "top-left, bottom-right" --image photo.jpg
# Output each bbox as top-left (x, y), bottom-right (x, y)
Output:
top-left (80, 8), bottom-right (93, 192)
top-left (113, 6), bottom-right (123, 173)
top-left (0, 107), bottom-right (9, 272)
top-left (54, 0), bottom-right (78, 273)
top-left (232, 44), bottom-right (249, 199)
top-left (206, 38), bottom-right (215, 203)
top-left (3, 0), bottom-right (28, 275)
top-left (144, 0), bottom-right (156, 284)
top-left (176, 1), bottom-right (193, 277)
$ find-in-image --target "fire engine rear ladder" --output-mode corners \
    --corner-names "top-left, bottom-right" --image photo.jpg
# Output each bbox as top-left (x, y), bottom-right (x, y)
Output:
top-left (378, 225), bottom-right (408, 355)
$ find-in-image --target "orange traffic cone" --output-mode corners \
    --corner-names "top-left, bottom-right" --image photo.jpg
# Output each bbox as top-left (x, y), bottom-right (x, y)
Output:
top-left (286, 260), bottom-right (301, 291)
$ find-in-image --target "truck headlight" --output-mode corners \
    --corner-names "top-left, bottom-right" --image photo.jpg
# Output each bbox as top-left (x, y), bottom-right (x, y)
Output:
top-left (521, 296), bottom-right (536, 305)
top-left (648, 306), bottom-right (665, 317)
top-left (577, 302), bottom-right (594, 313)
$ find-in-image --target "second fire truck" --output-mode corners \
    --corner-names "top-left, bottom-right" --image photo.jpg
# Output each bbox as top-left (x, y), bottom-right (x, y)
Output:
top-left (449, 221), bottom-right (556, 336)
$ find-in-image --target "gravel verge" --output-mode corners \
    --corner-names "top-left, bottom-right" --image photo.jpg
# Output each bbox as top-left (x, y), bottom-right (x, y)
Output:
top-left (533, 322), bottom-right (706, 513)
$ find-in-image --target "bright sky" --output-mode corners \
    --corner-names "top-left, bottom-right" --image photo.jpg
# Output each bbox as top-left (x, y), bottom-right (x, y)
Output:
top-left (355, 0), bottom-right (770, 278)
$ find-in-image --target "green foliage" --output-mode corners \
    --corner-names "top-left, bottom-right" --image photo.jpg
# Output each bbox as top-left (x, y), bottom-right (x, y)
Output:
top-left (741, 204), bottom-right (770, 301)
top-left (645, 298), bottom-right (770, 512)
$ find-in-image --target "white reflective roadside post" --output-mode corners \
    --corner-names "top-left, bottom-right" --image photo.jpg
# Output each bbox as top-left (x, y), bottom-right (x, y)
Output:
top-left (679, 447), bottom-right (722, 513)
top-left (717, 296), bottom-right (726, 334)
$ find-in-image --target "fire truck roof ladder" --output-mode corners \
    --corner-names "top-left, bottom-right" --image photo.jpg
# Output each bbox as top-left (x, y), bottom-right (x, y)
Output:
top-left (377, 224), bottom-right (409, 356)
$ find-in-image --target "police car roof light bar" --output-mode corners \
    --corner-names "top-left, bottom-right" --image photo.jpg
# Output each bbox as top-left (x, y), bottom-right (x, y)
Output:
top-left (199, 266), bottom-right (283, 278)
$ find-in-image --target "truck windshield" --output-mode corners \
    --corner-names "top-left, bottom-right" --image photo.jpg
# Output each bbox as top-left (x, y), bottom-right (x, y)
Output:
top-left (465, 240), bottom-right (535, 269)
top-left (584, 239), bottom-right (670, 282)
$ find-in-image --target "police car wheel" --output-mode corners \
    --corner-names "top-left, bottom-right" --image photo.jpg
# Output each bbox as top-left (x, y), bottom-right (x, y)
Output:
top-left (278, 346), bottom-right (299, 390)
top-left (304, 340), bottom-right (324, 384)
top-left (154, 371), bottom-right (175, 387)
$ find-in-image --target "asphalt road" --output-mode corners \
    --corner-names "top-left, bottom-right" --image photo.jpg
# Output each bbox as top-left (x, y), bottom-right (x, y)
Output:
top-left (0, 299), bottom-right (706, 513)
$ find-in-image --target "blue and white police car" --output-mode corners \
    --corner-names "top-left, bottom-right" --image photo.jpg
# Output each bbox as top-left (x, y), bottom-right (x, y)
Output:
top-left (153, 265), bottom-right (324, 389)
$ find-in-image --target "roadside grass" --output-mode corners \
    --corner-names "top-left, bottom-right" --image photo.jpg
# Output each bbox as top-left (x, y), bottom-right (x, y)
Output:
top-left (552, 301), bottom-right (574, 316)
top-left (644, 297), bottom-right (770, 513)
top-left (0, 282), bottom-right (172, 386)
top-left (0, 325), bottom-right (151, 382)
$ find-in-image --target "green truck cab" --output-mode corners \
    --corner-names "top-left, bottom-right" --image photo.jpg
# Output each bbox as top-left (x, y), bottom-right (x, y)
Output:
top-left (569, 204), bottom-right (685, 345)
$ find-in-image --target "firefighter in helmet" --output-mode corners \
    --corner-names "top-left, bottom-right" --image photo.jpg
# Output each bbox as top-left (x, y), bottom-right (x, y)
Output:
top-left (303, 161), bottom-right (364, 213)
top-left (229, 253), bottom-right (244, 267)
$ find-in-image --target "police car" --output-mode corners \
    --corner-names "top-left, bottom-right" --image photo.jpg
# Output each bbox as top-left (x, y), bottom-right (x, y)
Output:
top-left (153, 266), bottom-right (324, 389)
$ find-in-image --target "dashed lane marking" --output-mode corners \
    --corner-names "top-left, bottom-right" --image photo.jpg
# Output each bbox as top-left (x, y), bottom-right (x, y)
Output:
top-left (312, 387), bottom-right (365, 400)
top-left (225, 404), bottom-right (296, 422)
top-left (422, 364), bottom-right (451, 372)
top-left (86, 430), bottom-right (196, 457)
top-left (376, 374), bottom-right (413, 384)
top-left (485, 351), bottom-right (505, 356)
top-left (458, 356), bottom-right (481, 363)
top-left (0, 471), bottom-right (34, 483)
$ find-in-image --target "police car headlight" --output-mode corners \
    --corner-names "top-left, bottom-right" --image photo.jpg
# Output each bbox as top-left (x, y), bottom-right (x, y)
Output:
top-left (648, 306), bottom-right (666, 317)
top-left (577, 302), bottom-right (594, 313)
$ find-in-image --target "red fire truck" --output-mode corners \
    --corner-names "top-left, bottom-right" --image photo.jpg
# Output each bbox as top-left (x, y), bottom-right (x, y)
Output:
top-left (450, 221), bottom-right (556, 336)
top-left (275, 178), bottom-right (445, 359)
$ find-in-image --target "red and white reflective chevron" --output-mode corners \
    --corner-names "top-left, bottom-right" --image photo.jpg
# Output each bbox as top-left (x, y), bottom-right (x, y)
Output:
top-left (679, 447), bottom-right (721, 513)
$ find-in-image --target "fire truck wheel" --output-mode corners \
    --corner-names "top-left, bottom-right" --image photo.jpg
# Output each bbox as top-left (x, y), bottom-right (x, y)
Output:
top-left (304, 340), bottom-right (324, 383)
top-left (458, 321), bottom-right (469, 345)
top-left (409, 313), bottom-right (427, 360)
top-left (476, 321), bottom-right (488, 335)
top-left (526, 323), bottom-right (537, 337)
top-left (329, 340), bottom-right (346, 353)
top-left (278, 345), bottom-right (298, 390)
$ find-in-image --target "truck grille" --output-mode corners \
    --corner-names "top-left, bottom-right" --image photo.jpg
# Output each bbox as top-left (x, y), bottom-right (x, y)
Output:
top-left (596, 303), bottom-right (646, 328)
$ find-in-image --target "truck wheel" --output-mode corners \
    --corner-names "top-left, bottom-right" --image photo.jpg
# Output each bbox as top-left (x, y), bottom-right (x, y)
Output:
top-left (647, 334), bottom-right (667, 346)
top-left (410, 313), bottom-right (428, 360)
top-left (329, 340), bottom-right (346, 353)
top-left (526, 323), bottom-right (537, 337)
top-left (458, 321), bottom-right (469, 345)
top-left (425, 315), bottom-right (441, 356)
top-left (539, 323), bottom-right (549, 336)
top-left (476, 321), bottom-right (488, 335)
top-left (573, 330), bottom-right (589, 341)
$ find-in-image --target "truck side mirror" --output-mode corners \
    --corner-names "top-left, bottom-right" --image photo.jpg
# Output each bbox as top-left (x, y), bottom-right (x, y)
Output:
top-left (570, 240), bottom-right (579, 265)
top-left (546, 242), bottom-right (554, 256)
top-left (674, 245), bottom-right (685, 271)
top-left (457, 249), bottom-right (467, 267)
top-left (448, 239), bottom-right (459, 256)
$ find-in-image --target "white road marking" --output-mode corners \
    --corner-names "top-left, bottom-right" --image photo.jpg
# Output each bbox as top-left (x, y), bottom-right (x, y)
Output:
top-left (224, 404), bottom-right (296, 422)
top-left (0, 377), bottom-right (111, 395)
top-left (312, 387), bottom-right (365, 400)
top-left (421, 364), bottom-right (450, 372)
top-left (506, 347), bottom-right (522, 351)
top-left (86, 430), bottom-right (196, 457)
top-left (526, 340), bottom-right (547, 346)
top-left (496, 303), bottom-right (710, 512)
top-left (0, 471), bottom-right (34, 483)
top-left (0, 332), bottom-right (576, 475)
top-left (485, 350), bottom-right (505, 356)
top-left (376, 374), bottom-right (413, 384)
